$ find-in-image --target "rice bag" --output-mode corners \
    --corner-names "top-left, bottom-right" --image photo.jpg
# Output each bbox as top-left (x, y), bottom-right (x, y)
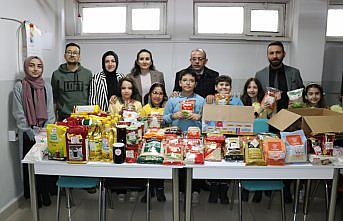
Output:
top-left (242, 136), bottom-right (266, 166)
top-left (183, 139), bottom-right (204, 164)
top-left (137, 138), bottom-right (164, 164)
top-left (47, 124), bottom-right (67, 160)
top-left (181, 100), bottom-right (195, 118)
top-left (215, 94), bottom-right (230, 105)
top-left (287, 88), bottom-right (305, 108)
top-left (224, 137), bottom-right (243, 161)
top-left (262, 138), bottom-right (286, 166)
top-left (280, 130), bottom-right (307, 163)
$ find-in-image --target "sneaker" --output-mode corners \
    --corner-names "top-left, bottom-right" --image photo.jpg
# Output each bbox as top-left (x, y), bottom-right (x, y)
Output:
top-left (156, 188), bottom-right (166, 202)
top-left (117, 193), bottom-right (126, 202)
top-left (128, 191), bottom-right (138, 202)
top-left (192, 191), bottom-right (200, 204)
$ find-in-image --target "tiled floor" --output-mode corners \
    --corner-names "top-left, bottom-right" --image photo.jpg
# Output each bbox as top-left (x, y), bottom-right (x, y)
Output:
top-left (3, 181), bottom-right (343, 221)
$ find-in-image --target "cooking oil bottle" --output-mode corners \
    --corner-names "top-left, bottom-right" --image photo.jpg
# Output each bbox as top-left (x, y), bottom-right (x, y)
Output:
top-left (102, 123), bottom-right (116, 162)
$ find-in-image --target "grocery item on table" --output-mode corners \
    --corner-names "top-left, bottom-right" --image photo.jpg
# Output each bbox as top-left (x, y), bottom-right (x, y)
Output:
top-left (164, 126), bottom-right (183, 136)
top-left (280, 130), bottom-right (307, 163)
top-left (102, 123), bottom-right (116, 162)
top-left (88, 123), bottom-right (102, 161)
top-left (181, 100), bottom-right (195, 118)
top-left (187, 127), bottom-right (201, 139)
top-left (137, 138), bottom-right (164, 164)
top-left (262, 137), bottom-right (286, 166)
top-left (163, 138), bottom-right (184, 165)
top-left (184, 139), bottom-right (204, 164)
top-left (122, 110), bottom-right (139, 122)
top-left (204, 140), bottom-right (222, 161)
top-left (287, 88), bottom-right (305, 108)
top-left (308, 133), bottom-right (335, 156)
top-left (242, 136), bottom-right (266, 166)
top-left (47, 124), bottom-right (67, 160)
top-left (66, 125), bottom-right (88, 163)
top-left (113, 143), bottom-right (125, 164)
top-left (224, 137), bottom-right (243, 161)
top-left (73, 105), bottom-right (100, 115)
top-left (149, 112), bottom-right (161, 128)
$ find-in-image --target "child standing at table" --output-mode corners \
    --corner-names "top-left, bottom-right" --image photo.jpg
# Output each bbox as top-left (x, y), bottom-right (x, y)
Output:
top-left (108, 77), bottom-right (142, 115)
top-left (140, 82), bottom-right (168, 202)
top-left (303, 83), bottom-right (327, 108)
top-left (163, 69), bottom-right (205, 203)
top-left (206, 75), bottom-right (242, 204)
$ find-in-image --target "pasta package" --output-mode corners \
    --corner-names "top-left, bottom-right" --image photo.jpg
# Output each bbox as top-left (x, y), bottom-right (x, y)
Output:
top-left (281, 130), bottom-right (307, 163)
top-left (204, 141), bottom-right (222, 161)
top-left (163, 138), bottom-right (184, 165)
top-left (215, 94), bottom-right (230, 105)
top-left (187, 127), bottom-right (201, 139)
top-left (262, 138), bottom-right (286, 166)
top-left (184, 139), bottom-right (204, 164)
top-left (242, 136), bottom-right (266, 166)
top-left (74, 105), bottom-right (100, 114)
top-left (224, 137), bottom-right (243, 161)
top-left (181, 100), bottom-right (195, 118)
top-left (47, 124), bottom-right (67, 160)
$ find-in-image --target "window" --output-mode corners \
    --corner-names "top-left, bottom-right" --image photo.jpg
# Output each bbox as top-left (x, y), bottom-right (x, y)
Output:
top-left (80, 2), bottom-right (166, 35)
top-left (326, 7), bottom-right (343, 37)
top-left (194, 2), bottom-right (287, 38)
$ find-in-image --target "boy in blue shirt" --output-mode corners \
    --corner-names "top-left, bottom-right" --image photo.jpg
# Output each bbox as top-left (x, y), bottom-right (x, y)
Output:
top-left (163, 69), bottom-right (205, 203)
top-left (206, 75), bottom-right (243, 105)
top-left (164, 70), bottom-right (205, 131)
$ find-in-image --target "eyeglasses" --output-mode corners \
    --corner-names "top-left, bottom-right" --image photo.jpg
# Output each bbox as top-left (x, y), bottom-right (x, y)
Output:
top-left (65, 51), bottom-right (80, 56)
top-left (152, 91), bottom-right (164, 96)
top-left (191, 57), bottom-right (205, 62)
top-left (181, 79), bottom-right (195, 84)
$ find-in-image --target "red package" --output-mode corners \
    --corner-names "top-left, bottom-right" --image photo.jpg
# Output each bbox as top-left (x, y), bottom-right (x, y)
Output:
top-left (262, 138), bottom-right (286, 166)
top-left (163, 138), bottom-right (184, 165)
top-left (66, 126), bottom-right (88, 163)
top-left (204, 141), bottom-right (222, 161)
top-left (181, 100), bottom-right (195, 118)
top-left (126, 145), bottom-right (139, 163)
top-left (187, 127), bottom-right (201, 139)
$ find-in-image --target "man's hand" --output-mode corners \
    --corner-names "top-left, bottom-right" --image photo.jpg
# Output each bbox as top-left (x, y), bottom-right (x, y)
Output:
top-left (206, 95), bottom-right (215, 104)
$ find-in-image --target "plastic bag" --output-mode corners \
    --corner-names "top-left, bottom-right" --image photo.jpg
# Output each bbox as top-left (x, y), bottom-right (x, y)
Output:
top-left (242, 136), bottom-right (266, 166)
top-left (224, 137), bottom-right (243, 161)
top-left (181, 100), bottom-right (195, 118)
top-left (137, 138), bottom-right (164, 164)
top-left (163, 138), bottom-right (184, 165)
top-left (215, 94), bottom-right (230, 105)
top-left (287, 88), bottom-right (305, 108)
top-left (262, 138), bottom-right (286, 166)
top-left (281, 130), bottom-right (307, 163)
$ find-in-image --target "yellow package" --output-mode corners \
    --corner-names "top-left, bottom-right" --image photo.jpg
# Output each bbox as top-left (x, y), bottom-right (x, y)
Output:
top-left (242, 136), bottom-right (266, 166)
top-left (88, 123), bottom-right (102, 161)
top-left (74, 105), bottom-right (100, 114)
top-left (47, 124), bottom-right (67, 160)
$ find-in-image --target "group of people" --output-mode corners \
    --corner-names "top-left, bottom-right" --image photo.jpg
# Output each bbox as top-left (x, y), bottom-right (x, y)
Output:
top-left (13, 41), bottom-right (343, 206)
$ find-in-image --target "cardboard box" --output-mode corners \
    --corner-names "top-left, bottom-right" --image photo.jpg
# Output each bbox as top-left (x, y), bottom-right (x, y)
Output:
top-left (268, 108), bottom-right (343, 135)
top-left (202, 104), bottom-right (255, 135)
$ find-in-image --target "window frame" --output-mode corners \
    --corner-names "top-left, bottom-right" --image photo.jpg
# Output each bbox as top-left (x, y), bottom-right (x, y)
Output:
top-left (326, 4), bottom-right (343, 41)
top-left (79, 2), bottom-right (167, 36)
top-left (194, 2), bottom-right (288, 40)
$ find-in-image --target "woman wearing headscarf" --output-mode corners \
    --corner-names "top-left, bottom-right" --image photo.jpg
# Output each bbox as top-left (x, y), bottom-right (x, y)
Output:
top-left (12, 56), bottom-right (55, 206)
top-left (89, 51), bottom-right (125, 111)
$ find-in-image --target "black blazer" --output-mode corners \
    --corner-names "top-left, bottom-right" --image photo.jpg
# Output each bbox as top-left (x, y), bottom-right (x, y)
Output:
top-left (173, 66), bottom-right (219, 98)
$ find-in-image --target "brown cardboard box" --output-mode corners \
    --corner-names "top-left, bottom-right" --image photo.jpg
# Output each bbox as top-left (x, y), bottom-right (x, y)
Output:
top-left (202, 104), bottom-right (255, 135)
top-left (268, 108), bottom-right (343, 135)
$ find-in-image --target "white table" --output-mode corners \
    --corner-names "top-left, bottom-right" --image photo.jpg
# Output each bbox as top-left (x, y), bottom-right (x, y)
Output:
top-left (185, 161), bottom-right (342, 221)
top-left (22, 158), bottom-right (181, 221)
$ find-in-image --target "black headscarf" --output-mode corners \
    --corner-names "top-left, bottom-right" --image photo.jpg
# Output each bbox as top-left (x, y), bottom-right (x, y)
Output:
top-left (102, 51), bottom-right (120, 100)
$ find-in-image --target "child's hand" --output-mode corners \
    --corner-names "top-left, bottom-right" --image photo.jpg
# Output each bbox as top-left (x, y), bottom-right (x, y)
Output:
top-left (109, 95), bottom-right (117, 104)
top-left (206, 95), bottom-right (215, 104)
top-left (172, 111), bottom-right (184, 120)
top-left (170, 91), bottom-right (181, 97)
top-left (275, 91), bottom-right (282, 101)
top-left (186, 113), bottom-right (201, 121)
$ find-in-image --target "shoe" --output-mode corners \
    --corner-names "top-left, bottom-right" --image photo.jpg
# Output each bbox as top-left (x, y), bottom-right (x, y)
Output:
top-left (252, 191), bottom-right (262, 203)
top-left (41, 193), bottom-right (51, 206)
top-left (128, 191), bottom-right (138, 202)
top-left (192, 191), bottom-right (200, 204)
top-left (117, 193), bottom-right (126, 202)
top-left (156, 188), bottom-right (166, 202)
top-left (241, 189), bottom-right (249, 202)
top-left (208, 183), bottom-right (219, 203)
top-left (219, 184), bottom-right (229, 204)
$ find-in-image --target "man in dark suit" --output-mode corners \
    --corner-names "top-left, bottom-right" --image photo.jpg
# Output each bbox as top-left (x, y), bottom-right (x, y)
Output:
top-left (255, 41), bottom-right (304, 112)
top-left (172, 48), bottom-right (219, 98)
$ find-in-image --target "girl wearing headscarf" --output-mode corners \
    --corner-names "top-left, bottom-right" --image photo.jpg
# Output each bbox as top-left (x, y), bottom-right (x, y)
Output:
top-left (89, 51), bottom-right (125, 111)
top-left (12, 56), bottom-right (55, 206)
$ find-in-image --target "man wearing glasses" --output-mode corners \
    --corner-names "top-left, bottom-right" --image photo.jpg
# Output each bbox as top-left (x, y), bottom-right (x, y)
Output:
top-left (51, 43), bottom-right (92, 121)
top-left (172, 48), bottom-right (219, 98)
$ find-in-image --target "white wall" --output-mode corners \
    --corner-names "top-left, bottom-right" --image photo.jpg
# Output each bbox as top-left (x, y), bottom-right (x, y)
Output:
top-left (0, 0), bottom-right (63, 214)
top-left (65, 0), bottom-right (329, 96)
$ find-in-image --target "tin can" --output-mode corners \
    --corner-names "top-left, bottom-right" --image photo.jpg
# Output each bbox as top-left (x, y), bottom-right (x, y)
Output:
top-left (113, 142), bottom-right (125, 164)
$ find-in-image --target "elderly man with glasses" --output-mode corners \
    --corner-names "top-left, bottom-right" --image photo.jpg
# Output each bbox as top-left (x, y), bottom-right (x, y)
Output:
top-left (51, 42), bottom-right (92, 121)
top-left (172, 48), bottom-right (219, 98)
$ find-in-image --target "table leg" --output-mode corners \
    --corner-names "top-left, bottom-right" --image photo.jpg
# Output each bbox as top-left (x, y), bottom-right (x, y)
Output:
top-left (146, 179), bottom-right (150, 221)
top-left (303, 179), bottom-right (311, 221)
top-left (328, 169), bottom-right (339, 221)
top-left (172, 168), bottom-right (180, 221)
top-left (185, 168), bottom-right (192, 221)
top-left (293, 179), bottom-right (300, 221)
top-left (28, 164), bottom-right (39, 221)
